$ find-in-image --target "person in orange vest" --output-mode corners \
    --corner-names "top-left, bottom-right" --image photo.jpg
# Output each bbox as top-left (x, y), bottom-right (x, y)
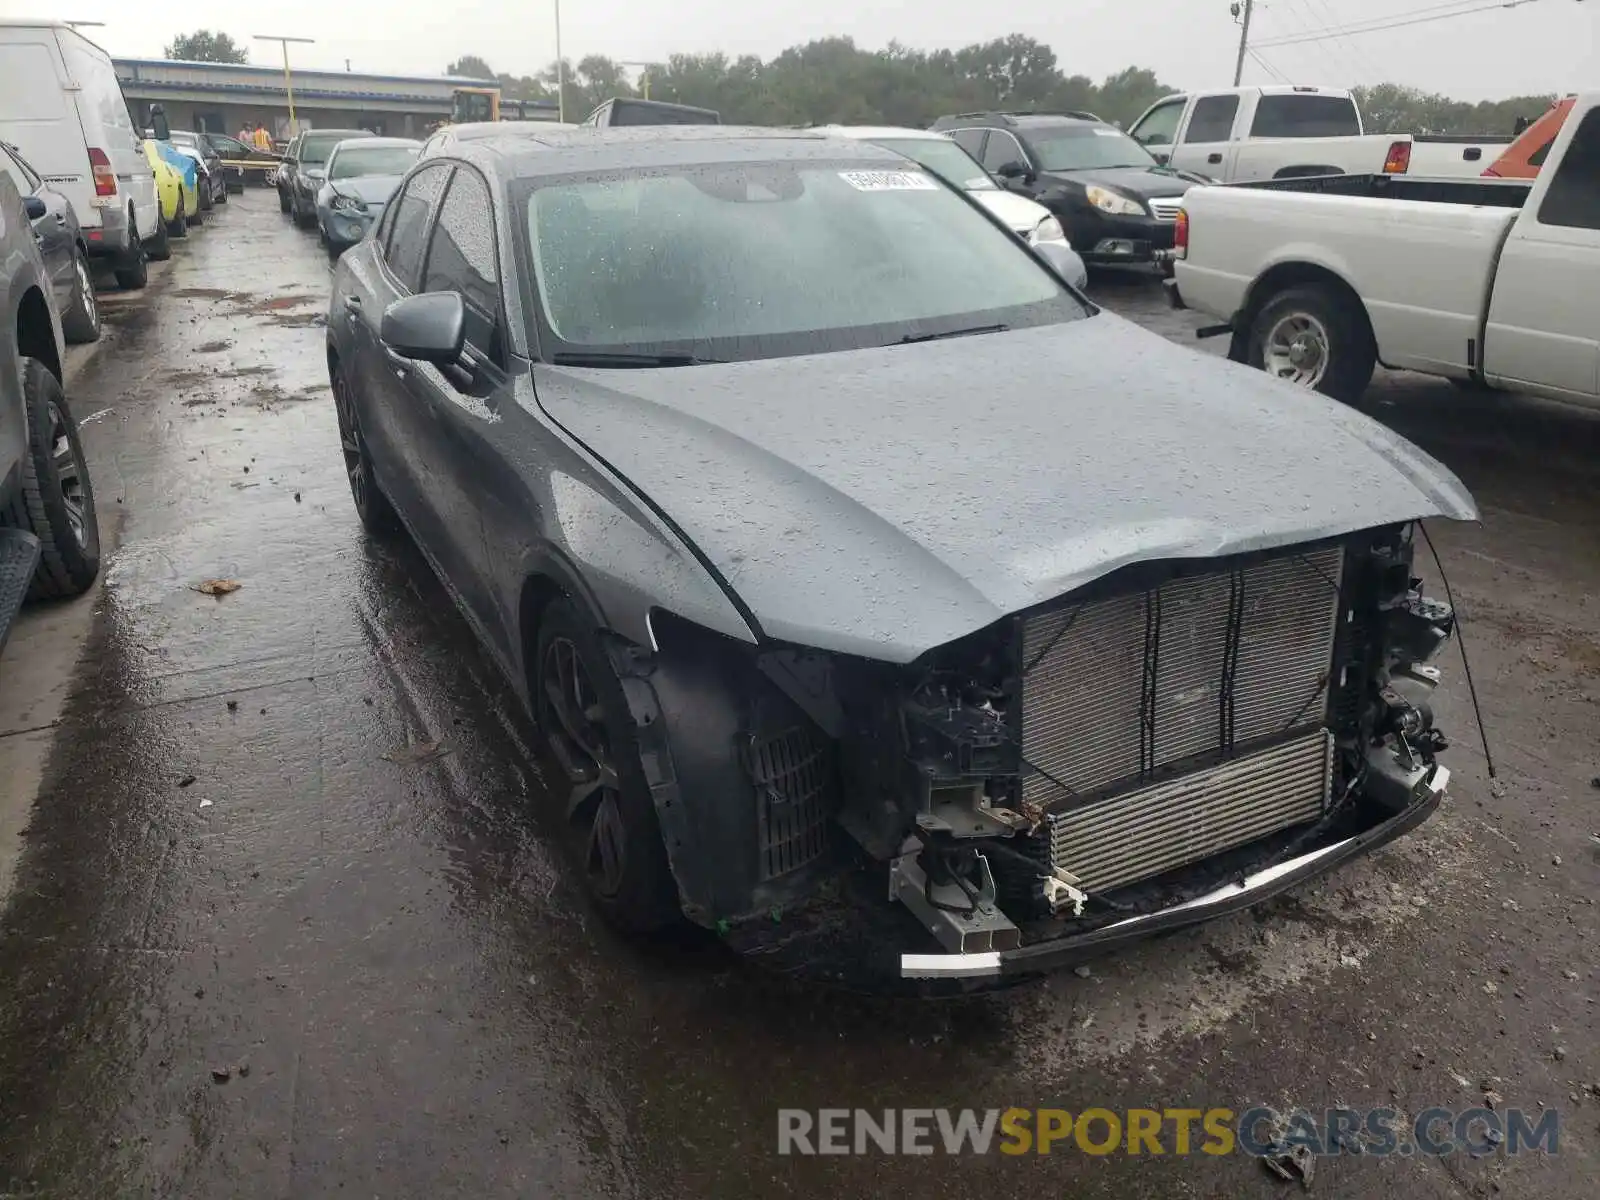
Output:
top-left (252, 123), bottom-right (273, 152)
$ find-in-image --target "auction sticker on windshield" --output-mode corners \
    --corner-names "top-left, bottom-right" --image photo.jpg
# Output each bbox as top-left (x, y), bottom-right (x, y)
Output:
top-left (838, 170), bottom-right (938, 191)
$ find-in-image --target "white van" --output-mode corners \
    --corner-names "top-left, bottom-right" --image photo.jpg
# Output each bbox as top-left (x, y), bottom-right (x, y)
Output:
top-left (0, 21), bottom-right (161, 288)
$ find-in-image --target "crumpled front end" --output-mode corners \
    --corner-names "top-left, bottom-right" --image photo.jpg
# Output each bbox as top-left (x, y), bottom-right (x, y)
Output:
top-left (633, 522), bottom-right (1459, 988)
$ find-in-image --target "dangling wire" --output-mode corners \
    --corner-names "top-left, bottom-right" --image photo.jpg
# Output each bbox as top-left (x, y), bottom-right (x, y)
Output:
top-left (1418, 520), bottom-right (1497, 779)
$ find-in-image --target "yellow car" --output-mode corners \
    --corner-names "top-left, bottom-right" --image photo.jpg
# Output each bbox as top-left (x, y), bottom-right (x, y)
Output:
top-left (141, 139), bottom-right (200, 258)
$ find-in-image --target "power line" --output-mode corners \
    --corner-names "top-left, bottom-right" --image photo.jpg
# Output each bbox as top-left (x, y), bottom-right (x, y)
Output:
top-left (1302, 0), bottom-right (1390, 81)
top-left (1279, 0), bottom-right (1364, 82)
top-left (1255, 0), bottom-right (1547, 48)
top-left (1246, 46), bottom-right (1291, 82)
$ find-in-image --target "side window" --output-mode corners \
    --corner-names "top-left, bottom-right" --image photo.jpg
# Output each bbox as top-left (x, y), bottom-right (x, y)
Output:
top-left (1130, 99), bottom-right (1185, 147)
top-left (948, 128), bottom-right (987, 162)
top-left (981, 130), bottom-right (1025, 172)
top-left (1183, 95), bottom-right (1239, 144)
top-left (384, 163), bottom-right (451, 291)
top-left (1527, 138), bottom-right (1554, 169)
top-left (422, 166), bottom-right (502, 359)
top-left (1537, 108), bottom-right (1600, 230)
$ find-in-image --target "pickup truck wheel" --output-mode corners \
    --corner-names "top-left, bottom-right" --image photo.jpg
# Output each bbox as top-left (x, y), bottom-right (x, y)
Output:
top-left (1, 360), bottom-right (100, 600)
top-left (535, 599), bottom-right (679, 933)
top-left (1248, 284), bottom-right (1375, 405)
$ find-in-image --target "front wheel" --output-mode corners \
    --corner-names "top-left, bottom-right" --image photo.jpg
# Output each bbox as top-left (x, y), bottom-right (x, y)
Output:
top-left (278, 185), bottom-right (291, 214)
top-left (1246, 283), bottom-right (1376, 405)
top-left (331, 366), bottom-right (398, 536)
top-left (114, 215), bottom-right (150, 288)
top-left (0, 359), bottom-right (100, 600)
top-left (167, 194), bottom-right (187, 238)
top-left (61, 250), bottom-right (101, 344)
top-left (535, 599), bottom-right (680, 933)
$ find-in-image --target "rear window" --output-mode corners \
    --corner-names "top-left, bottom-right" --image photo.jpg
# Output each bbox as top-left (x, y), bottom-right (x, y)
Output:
top-left (1250, 95), bottom-right (1361, 139)
top-left (300, 132), bottom-right (371, 164)
top-left (0, 45), bottom-right (68, 120)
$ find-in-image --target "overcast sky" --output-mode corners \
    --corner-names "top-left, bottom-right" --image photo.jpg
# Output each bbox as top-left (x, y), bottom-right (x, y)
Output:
top-left (15, 0), bottom-right (1598, 100)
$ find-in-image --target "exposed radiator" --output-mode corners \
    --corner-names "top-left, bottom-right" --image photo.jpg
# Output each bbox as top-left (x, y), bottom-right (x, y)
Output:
top-left (1019, 546), bottom-right (1344, 806)
top-left (1042, 729), bottom-right (1333, 893)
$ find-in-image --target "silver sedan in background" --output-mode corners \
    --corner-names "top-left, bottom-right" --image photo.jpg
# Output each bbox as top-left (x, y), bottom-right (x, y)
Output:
top-left (314, 137), bottom-right (421, 255)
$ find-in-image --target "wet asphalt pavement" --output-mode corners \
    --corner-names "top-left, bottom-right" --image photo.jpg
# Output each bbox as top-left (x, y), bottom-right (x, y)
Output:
top-left (0, 189), bottom-right (1596, 1199)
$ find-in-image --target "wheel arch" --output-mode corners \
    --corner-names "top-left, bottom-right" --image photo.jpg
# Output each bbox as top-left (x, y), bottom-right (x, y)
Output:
top-left (1272, 165), bottom-right (1345, 179)
top-left (16, 285), bottom-right (62, 383)
top-left (1233, 261), bottom-right (1376, 363)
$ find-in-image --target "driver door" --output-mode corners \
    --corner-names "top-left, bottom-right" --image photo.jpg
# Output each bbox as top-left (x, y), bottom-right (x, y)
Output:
top-left (1127, 97), bottom-right (1188, 166)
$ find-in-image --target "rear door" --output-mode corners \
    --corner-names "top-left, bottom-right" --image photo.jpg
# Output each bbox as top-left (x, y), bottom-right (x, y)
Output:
top-left (0, 32), bottom-right (95, 228)
top-left (1484, 105), bottom-right (1600, 401)
top-left (1126, 96), bottom-right (1188, 167)
top-left (1, 146), bottom-right (73, 304)
top-left (1169, 93), bottom-right (1240, 178)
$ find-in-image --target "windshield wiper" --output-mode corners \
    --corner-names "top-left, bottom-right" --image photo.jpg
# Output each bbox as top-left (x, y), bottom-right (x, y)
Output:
top-left (550, 351), bottom-right (723, 368)
top-left (898, 323), bottom-right (1009, 345)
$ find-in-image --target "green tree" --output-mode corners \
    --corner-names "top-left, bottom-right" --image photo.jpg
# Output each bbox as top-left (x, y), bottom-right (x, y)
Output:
top-left (447, 55), bottom-right (495, 80)
top-left (163, 30), bottom-right (247, 64)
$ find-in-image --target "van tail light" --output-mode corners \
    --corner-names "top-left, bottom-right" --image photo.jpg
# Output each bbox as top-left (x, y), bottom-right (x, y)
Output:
top-left (88, 147), bottom-right (117, 196)
top-left (1382, 140), bottom-right (1412, 175)
top-left (1174, 208), bottom-right (1189, 259)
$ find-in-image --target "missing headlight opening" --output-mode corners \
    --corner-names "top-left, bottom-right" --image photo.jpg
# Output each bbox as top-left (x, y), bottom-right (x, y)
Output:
top-left (658, 523), bottom-right (1462, 984)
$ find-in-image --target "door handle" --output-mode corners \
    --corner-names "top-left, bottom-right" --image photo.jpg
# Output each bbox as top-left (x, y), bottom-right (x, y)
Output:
top-left (342, 294), bottom-right (362, 311)
top-left (1207, 152), bottom-right (1223, 164)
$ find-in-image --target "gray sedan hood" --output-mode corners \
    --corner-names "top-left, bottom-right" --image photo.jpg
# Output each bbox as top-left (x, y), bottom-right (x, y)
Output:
top-left (536, 313), bottom-right (1476, 663)
top-left (327, 173), bottom-right (407, 206)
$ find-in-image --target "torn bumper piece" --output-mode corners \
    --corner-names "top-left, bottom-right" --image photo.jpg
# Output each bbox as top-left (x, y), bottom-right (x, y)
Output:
top-left (900, 764), bottom-right (1449, 980)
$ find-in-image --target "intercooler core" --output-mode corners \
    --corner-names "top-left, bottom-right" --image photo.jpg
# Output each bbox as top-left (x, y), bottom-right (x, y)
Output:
top-left (1018, 547), bottom-right (1344, 893)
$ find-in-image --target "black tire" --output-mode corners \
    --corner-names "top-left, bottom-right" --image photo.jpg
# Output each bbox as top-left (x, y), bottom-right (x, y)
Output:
top-left (186, 198), bottom-right (203, 227)
top-left (1246, 283), bottom-right (1376, 405)
top-left (167, 193), bottom-right (187, 239)
top-left (330, 364), bottom-right (398, 536)
top-left (278, 185), bottom-right (291, 213)
top-left (535, 599), bottom-right (679, 932)
top-left (61, 249), bottom-right (102, 344)
top-left (198, 179), bottom-right (214, 211)
top-left (114, 213), bottom-right (149, 288)
top-left (1, 360), bottom-right (100, 600)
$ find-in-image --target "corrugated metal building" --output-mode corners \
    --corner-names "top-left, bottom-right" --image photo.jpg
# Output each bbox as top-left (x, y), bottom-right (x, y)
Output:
top-left (113, 58), bottom-right (557, 142)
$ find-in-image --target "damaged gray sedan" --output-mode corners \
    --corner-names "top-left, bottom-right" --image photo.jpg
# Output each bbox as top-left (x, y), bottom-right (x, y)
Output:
top-left (325, 127), bottom-right (1475, 986)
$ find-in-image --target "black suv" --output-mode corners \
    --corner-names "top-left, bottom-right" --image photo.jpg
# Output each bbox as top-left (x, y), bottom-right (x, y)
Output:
top-left (929, 112), bottom-right (1208, 265)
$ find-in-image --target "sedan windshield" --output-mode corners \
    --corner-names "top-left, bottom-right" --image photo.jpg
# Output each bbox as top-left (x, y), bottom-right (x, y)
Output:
top-left (1027, 126), bottom-right (1159, 172)
top-left (520, 159), bottom-right (1086, 362)
top-left (330, 145), bottom-right (420, 179)
top-left (868, 138), bottom-right (996, 191)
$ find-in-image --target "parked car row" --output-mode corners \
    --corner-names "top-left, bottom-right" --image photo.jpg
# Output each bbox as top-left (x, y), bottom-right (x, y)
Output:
top-left (0, 19), bottom-right (232, 662)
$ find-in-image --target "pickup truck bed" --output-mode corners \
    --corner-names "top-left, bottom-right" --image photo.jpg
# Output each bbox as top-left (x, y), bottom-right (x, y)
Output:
top-left (1169, 94), bottom-right (1600, 408)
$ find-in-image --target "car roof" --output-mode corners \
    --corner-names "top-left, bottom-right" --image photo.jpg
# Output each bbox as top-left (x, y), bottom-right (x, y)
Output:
top-left (331, 136), bottom-right (421, 150)
top-left (300, 129), bottom-right (373, 140)
top-left (452, 126), bottom-right (904, 176)
top-left (933, 112), bottom-right (1105, 130)
top-left (443, 121), bottom-right (580, 141)
top-left (812, 125), bottom-right (947, 142)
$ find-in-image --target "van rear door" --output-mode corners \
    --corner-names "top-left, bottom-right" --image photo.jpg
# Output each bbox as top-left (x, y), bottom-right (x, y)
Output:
top-left (0, 32), bottom-right (92, 219)
top-left (56, 28), bottom-right (159, 242)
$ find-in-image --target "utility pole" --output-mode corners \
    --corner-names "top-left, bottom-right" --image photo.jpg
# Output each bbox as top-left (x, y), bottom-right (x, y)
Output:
top-left (255, 35), bottom-right (314, 137)
top-left (618, 61), bottom-right (654, 100)
top-left (1232, 0), bottom-right (1255, 87)
top-left (554, 0), bottom-right (566, 122)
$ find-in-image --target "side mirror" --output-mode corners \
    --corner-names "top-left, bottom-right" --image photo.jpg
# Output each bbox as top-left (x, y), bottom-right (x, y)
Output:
top-left (23, 195), bottom-right (47, 220)
top-left (1032, 241), bottom-right (1089, 290)
top-left (150, 104), bottom-right (171, 142)
top-left (381, 292), bottom-right (465, 364)
top-left (995, 160), bottom-right (1029, 180)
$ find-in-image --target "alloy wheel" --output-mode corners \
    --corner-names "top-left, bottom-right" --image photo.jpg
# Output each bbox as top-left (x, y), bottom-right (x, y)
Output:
top-left (1262, 312), bottom-right (1331, 387)
top-left (49, 401), bottom-right (88, 548)
top-left (75, 256), bottom-right (97, 328)
top-left (332, 372), bottom-right (369, 514)
top-left (538, 636), bottom-right (628, 898)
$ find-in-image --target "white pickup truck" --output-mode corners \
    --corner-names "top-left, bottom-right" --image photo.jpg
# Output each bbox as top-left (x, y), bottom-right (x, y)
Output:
top-left (1166, 91), bottom-right (1600, 407)
top-left (1127, 85), bottom-right (1504, 183)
